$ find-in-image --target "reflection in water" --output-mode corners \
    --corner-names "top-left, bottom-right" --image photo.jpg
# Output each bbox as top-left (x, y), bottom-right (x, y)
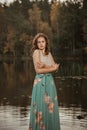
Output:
top-left (0, 59), bottom-right (87, 129)
top-left (0, 105), bottom-right (29, 129)
top-left (60, 106), bottom-right (87, 128)
top-left (55, 60), bottom-right (84, 76)
top-left (55, 77), bottom-right (87, 109)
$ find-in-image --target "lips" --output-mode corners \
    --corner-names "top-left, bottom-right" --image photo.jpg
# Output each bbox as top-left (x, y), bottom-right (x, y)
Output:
top-left (40, 46), bottom-right (44, 48)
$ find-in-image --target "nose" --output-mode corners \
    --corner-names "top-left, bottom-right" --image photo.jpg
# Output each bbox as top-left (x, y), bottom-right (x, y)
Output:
top-left (40, 41), bottom-right (43, 45)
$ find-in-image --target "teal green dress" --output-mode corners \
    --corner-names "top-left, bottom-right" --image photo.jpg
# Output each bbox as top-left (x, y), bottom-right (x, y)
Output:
top-left (29, 50), bottom-right (60, 130)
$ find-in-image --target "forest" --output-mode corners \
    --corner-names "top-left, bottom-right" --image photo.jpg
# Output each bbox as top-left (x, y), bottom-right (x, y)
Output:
top-left (0, 0), bottom-right (87, 59)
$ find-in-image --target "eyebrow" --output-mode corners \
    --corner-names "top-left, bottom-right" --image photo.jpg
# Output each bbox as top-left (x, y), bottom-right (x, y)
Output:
top-left (38, 40), bottom-right (44, 42)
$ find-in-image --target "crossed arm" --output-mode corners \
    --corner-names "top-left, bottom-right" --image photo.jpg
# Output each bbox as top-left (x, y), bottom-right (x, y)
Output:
top-left (33, 50), bottom-right (60, 74)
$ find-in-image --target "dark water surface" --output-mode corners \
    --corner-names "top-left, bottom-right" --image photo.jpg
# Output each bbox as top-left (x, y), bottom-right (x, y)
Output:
top-left (0, 59), bottom-right (87, 130)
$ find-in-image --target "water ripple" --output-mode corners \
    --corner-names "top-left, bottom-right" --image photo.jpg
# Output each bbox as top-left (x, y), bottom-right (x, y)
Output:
top-left (0, 105), bottom-right (87, 129)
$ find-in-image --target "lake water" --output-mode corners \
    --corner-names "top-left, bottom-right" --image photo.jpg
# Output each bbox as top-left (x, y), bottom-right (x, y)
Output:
top-left (0, 58), bottom-right (87, 130)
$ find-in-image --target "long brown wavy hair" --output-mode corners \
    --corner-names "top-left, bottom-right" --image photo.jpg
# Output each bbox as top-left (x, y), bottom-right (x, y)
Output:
top-left (31, 33), bottom-right (50, 55)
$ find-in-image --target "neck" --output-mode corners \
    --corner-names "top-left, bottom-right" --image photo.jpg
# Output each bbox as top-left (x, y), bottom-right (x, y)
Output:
top-left (40, 49), bottom-right (46, 55)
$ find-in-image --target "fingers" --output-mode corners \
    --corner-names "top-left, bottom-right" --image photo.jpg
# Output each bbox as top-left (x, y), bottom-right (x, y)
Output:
top-left (37, 62), bottom-right (45, 68)
top-left (53, 63), bottom-right (60, 71)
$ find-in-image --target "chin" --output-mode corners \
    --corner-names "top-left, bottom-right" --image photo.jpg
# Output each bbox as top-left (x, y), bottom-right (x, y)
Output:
top-left (40, 48), bottom-right (44, 50)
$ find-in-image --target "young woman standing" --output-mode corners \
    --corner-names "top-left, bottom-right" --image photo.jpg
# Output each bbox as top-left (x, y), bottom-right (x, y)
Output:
top-left (29, 33), bottom-right (60, 130)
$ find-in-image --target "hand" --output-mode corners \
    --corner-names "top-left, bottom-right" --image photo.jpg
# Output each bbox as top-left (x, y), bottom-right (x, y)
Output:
top-left (37, 62), bottom-right (45, 68)
top-left (52, 63), bottom-right (60, 71)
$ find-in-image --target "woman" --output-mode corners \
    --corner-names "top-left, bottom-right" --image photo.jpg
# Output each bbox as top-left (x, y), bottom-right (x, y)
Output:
top-left (29, 33), bottom-right (60, 130)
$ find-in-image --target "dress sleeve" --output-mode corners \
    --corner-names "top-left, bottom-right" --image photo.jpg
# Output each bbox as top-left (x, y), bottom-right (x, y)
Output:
top-left (49, 52), bottom-right (56, 65)
top-left (32, 49), bottom-right (40, 71)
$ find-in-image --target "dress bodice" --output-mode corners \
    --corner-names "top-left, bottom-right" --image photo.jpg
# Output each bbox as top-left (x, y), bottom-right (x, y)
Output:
top-left (39, 50), bottom-right (52, 66)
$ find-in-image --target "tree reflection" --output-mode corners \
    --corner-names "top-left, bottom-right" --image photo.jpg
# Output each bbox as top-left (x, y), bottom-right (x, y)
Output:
top-left (0, 59), bottom-right (87, 111)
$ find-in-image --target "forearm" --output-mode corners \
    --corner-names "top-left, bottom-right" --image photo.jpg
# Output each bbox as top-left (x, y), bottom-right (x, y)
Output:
top-left (37, 62), bottom-right (51, 68)
top-left (35, 66), bottom-right (55, 74)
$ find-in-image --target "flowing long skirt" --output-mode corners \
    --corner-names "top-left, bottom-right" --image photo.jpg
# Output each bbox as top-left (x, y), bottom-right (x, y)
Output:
top-left (29, 73), bottom-right (60, 130)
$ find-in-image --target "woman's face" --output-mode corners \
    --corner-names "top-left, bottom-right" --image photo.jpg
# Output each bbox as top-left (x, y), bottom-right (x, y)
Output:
top-left (37, 36), bottom-right (46, 50)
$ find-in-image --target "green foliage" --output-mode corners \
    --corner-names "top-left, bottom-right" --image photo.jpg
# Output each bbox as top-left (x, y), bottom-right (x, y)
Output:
top-left (82, 0), bottom-right (87, 43)
top-left (51, 0), bottom-right (86, 56)
top-left (0, 0), bottom-right (87, 58)
top-left (0, 6), bottom-right (7, 54)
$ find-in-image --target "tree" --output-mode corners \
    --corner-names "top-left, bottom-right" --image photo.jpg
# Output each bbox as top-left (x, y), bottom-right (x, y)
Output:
top-left (20, 0), bottom-right (33, 17)
top-left (57, 0), bottom-right (82, 56)
top-left (0, 5), bottom-right (7, 54)
top-left (38, 21), bottom-right (52, 42)
top-left (82, 0), bottom-right (87, 43)
top-left (37, 0), bottom-right (50, 23)
top-left (50, 1), bottom-right (59, 33)
top-left (28, 3), bottom-right (42, 34)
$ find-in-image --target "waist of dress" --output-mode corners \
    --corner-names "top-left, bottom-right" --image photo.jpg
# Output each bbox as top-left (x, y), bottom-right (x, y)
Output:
top-left (36, 73), bottom-right (52, 78)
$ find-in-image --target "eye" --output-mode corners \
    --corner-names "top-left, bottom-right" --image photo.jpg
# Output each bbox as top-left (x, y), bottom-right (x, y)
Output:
top-left (38, 41), bottom-right (41, 43)
top-left (42, 40), bottom-right (45, 43)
